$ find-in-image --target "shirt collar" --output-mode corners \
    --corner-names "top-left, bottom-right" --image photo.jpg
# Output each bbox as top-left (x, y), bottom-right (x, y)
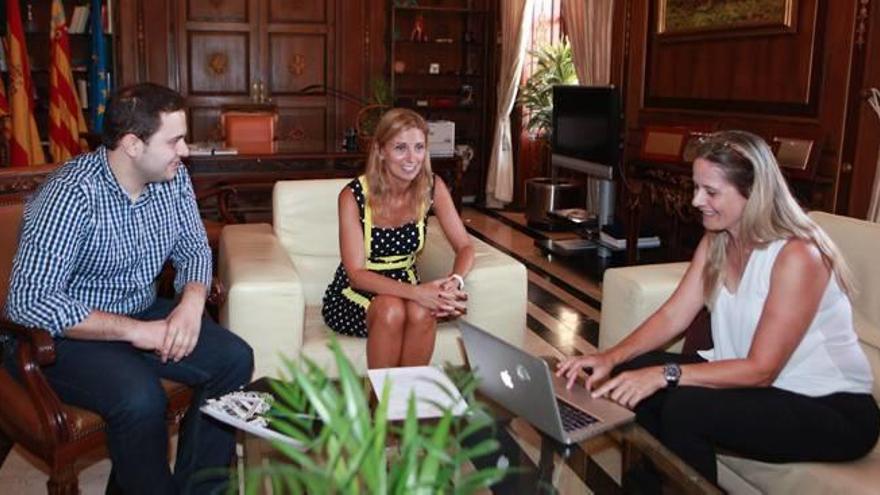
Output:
top-left (98, 146), bottom-right (153, 205)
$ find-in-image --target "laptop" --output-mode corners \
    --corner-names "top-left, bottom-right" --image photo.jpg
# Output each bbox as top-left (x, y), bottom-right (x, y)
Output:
top-left (460, 320), bottom-right (635, 445)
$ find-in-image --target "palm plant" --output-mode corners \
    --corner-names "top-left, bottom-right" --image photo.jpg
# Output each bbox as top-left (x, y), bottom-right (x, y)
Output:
top-left (518, 40), bottom-right (577, 143)
top-left (241, 339), bottom-right (509, 494)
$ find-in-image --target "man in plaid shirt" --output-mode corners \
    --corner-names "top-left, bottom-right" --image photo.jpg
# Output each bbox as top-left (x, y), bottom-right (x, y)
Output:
top-left (5, 83), bottom-right (253, 494)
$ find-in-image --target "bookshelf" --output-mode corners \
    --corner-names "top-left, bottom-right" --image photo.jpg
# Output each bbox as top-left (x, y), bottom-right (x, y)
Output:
top-left (389, 0), bottom-right (495, 201)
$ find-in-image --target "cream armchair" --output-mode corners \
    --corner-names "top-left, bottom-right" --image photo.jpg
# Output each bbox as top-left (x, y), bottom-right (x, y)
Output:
top-left (218, 178), bottom-right (528, 379)
top-left (599, 211), bottom-right (880, 494)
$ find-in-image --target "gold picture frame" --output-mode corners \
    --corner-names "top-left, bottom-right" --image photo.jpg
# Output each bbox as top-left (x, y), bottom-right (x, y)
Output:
top-left (640, 126), bottom-right (690, 163)
top-left (657, 0), bottom-right (798, 39)
top-left (773, 137), bottom-right (814, 171)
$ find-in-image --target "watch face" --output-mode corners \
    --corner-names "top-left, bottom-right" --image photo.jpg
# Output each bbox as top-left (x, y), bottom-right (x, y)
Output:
top-left (664, 363), bottom-right (681, 383)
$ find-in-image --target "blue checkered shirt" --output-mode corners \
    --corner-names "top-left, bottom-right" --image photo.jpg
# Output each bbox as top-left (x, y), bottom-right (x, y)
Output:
top-left (5, 147), bottom-right (212, 337)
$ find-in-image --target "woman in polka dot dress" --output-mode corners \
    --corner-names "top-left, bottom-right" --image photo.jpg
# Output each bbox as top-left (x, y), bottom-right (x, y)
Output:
top-left (322, 108), bottom-right (474, 368)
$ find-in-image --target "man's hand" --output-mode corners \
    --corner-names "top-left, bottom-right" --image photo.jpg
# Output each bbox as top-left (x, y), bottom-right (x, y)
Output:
top-left (160, 283), bottom-right (207, 363)
top-left (162, 297), bottom-right (204, 362)
top-left (127, 320), bottom-right (170, 352)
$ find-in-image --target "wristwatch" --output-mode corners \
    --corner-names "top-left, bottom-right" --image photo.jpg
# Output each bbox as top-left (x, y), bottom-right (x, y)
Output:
top-left (662, 362), bottom-right (681, 388)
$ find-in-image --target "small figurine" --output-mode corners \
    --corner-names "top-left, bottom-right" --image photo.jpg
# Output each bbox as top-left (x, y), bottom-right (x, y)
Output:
top-left (410, 14), bottom-right (427, 42)
top-left (460, 84), bottom-right (474, 106)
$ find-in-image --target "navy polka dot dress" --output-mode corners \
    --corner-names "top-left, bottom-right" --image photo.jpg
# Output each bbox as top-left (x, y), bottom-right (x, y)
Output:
top-left (321, 176), bottom-right (431, 337)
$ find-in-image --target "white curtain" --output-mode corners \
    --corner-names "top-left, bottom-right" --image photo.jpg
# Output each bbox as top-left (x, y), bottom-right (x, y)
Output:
top-left (867, 88), bottom-right (880, 222)
top-left (486, 0), bottom-right (535, 208)
top-left (561, 0), bottom-right (615, 216)
top-left (562, 0), bottom-right (614, 86)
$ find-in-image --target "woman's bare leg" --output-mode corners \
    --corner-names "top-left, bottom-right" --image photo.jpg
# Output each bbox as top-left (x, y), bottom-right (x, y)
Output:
top-left (399, 301), bottom-right (437, 366)
top-left (366, 295), bottom-right (406, 368)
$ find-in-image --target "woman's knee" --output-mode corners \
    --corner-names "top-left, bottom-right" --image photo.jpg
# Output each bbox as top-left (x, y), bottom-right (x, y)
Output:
top-left (405, 301), bottom-right (435, 329)
top-left (369, 296), bottom-right (407, 330)
top-left (659, 387), bottom-right (717, 435)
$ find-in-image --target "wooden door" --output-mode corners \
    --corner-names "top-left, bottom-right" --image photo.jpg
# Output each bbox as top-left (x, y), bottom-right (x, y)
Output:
top-left (176, 0), bottom-right (261, 143)
top-left (260, 0), bottom-right (333, 152)
top-left (174, 0), bottom-right (335, 151)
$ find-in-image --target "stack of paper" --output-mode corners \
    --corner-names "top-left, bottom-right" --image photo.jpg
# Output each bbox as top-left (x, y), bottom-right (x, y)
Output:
top-left (367, 366), bottom-right (467, 421)
top-left (200, 391), bottom-right (305, 447)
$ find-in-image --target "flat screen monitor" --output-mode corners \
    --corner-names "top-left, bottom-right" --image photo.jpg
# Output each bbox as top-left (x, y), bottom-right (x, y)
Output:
top-left (551, 85), bottom-right (620, 180)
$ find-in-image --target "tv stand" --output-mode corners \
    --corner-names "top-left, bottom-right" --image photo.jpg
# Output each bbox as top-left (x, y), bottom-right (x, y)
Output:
top-left (551, 153), bottom-right (616, 227)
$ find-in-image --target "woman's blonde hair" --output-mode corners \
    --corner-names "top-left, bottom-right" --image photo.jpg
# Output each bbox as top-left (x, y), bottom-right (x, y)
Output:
top-left (696, 130), bottom-right (854, 299)
top-left (364, 108), bottom-right (433, 219)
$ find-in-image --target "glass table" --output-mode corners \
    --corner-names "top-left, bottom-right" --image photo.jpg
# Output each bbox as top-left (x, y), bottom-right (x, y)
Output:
top-left (237, 377), bottom-right (721, 494)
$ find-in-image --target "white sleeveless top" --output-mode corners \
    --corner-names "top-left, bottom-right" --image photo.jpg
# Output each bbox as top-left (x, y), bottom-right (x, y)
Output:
top-left (697, 239), bottom-right (873, 397)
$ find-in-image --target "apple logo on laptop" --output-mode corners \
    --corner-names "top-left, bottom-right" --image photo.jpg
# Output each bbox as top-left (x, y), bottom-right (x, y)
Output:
top-left (500, 370), bottom-right (514, 389)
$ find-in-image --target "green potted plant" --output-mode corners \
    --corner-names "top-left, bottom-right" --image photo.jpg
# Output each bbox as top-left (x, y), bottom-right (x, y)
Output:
top-left (241, 339), bottom-right (509, 494)
top-left (356, 78), bottom-right (392, 150)
top-left (518, 40), bottom-right (577, 146)
top-left (518, 41), bottom-right (582, 229)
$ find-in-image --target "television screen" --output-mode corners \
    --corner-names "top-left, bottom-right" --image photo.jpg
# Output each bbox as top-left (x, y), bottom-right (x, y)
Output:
top-left (551, 86), bottom-right (620, 175)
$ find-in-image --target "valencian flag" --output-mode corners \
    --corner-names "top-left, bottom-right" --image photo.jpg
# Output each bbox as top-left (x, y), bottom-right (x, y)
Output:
top-left (88, 0), bottom-right (109, 133)
top-left (0, 75), bottom-right (9, 166)
top-left (0, 69), bottom-right (9, 127)
top-left (6, 0), bottom-right (47, 166)
top-left (49, 0), bottom-right (87, 162)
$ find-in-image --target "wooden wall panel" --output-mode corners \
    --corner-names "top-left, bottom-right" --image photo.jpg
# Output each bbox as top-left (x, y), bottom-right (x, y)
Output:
top-left (842, 0), bottom-right (880, 217)
top-left (645, 0), bottom-right (821, 113)
top-left (278, 108), bottom-right (327, 152)
top-left (117, 0), bottom-right (173, 86)
top-left (620, 0), bottom-right (867, 213)
top-left (188, 32), bottom-right (252, 94)
top-left (189, 107), bottom-right (223, 143)
top-left (268, 0), bottom-right (327, 23)
top-left (188, 0), bottom-right (250, 22)
top-left (267, 34), bottom-right (327, 94)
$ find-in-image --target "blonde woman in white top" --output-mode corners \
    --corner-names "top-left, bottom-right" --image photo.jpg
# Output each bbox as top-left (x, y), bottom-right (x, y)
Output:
top-left (557, 130), bottom-right (879, 486)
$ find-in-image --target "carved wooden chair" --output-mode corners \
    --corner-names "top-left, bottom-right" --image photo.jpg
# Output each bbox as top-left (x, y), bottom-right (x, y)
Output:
top-left (0, 320), bottom-right (193, 494)
top-left (0, 201), bottom-right (195, 494)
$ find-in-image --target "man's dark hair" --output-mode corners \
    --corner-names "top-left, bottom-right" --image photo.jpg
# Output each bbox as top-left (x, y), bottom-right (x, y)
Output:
top-left (101, 83), bottom-right (187, 149)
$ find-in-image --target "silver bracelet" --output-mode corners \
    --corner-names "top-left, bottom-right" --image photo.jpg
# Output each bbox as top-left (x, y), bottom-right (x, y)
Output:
top-left (450, 273), bottom-right (465, 291)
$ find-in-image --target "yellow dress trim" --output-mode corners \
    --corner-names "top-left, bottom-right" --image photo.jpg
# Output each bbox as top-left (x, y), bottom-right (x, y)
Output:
top-left (342, 287), bottom-right (371, 309)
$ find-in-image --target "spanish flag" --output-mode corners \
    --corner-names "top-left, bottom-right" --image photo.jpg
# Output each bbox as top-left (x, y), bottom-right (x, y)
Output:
top-left (49, 0), bottom-right (87, 162)
top-left (6, 0), bottom-right (46, 166)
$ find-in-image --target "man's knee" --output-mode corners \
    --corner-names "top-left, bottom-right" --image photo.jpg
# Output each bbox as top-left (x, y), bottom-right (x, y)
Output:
top-left (105, 380), bottom-right (168, 427)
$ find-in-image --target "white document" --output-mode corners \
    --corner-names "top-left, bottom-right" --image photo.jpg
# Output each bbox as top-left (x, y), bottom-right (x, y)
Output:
top-left (368, 366), bottom-right (468, 421)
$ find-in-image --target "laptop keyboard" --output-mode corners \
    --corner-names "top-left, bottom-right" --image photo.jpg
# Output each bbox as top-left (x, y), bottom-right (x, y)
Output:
top-left (557, 399), bottom-right (600, 432)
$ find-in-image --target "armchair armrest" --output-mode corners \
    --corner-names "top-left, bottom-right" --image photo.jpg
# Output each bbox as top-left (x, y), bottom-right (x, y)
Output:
top-left (218, 223), bottom-right (305, 379)
top-left (0, 318), bottom-right (71, 446)
top-left (599, 263), bottom-right (689, 352)
top-left (418, 218), bottom-right (528, 347)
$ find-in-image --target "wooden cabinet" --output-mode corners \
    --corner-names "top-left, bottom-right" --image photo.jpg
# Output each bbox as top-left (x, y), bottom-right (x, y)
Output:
top-left (175, 0), bottom-right (339, 152)
top-left (389, 0), bottom-right (496, 201)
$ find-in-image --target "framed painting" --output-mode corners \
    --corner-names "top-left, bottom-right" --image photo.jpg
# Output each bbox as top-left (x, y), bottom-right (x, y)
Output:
top-left (656, 0), bottom-right (798, 39)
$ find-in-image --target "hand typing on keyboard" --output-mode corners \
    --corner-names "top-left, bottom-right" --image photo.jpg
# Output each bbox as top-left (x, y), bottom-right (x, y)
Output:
top-left (590, 365), bottom-right (667, 409)
top-left (555, 351), bottom-right (615, 392)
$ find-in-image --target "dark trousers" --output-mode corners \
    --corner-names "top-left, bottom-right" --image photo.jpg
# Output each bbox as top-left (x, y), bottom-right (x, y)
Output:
top-left (616, 352), bottom-right (880, 485)
top-left (5, 298), bottom-right (254, 494)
